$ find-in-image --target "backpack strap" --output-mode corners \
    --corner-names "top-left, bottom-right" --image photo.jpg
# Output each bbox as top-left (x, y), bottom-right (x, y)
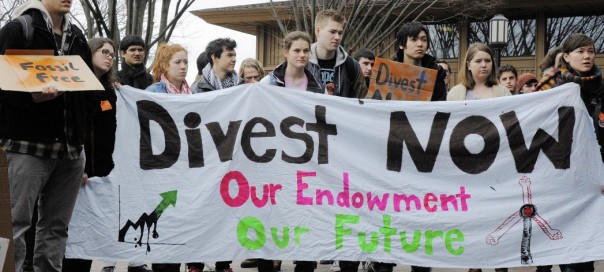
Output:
top-left (344, 56), bottom-right (360, 86)
top-left (16, 14), bottom-right (34, 48)
top-left (269, 72), bottom-right (276, 86)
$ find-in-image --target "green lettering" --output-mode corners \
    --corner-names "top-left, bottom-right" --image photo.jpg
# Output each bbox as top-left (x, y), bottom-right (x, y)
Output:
top-left (294, 226), bottom-right (310, 245)
top-left (271, 227), bottom-right (289, 249)
top-left (424, 230), bottom-right (444, 255)
top-left (379, 215), bottom-right (396, 252)
top-left (335, 214), bottom-right (359, 249)
top-left (445, 229), bottom-right (465, 255)
top-left (237, 216), bottom-right (266, 250)
top-left (358, 231), bottom-right (379, 253)
top-left (399, 230), bottom-right (421, 252)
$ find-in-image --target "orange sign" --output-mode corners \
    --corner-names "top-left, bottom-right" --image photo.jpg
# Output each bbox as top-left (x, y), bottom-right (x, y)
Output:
top-left (0, 55), bottom-right (103, 92)
top-left (367, 58), bottom-right (437, 101)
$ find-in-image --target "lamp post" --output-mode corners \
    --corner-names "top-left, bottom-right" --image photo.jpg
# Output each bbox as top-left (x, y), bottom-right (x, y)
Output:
top-left (489, 14), bottom-right (509, 69)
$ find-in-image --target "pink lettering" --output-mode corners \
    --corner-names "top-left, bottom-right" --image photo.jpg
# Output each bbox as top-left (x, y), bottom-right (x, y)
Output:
top-left (220, 171), bottom-right (249, 207)
top-left (351, 192), bottom-right (364, 208)
top-left (219, 171), bottom-right (283, 208)
top-left (367, 192), bottom-right (390, 211)
top-left (456, 186), bottom-right (471, 211)
top-left (424, 193), bottom-right (438, 212)
top-left (251, 184), bottom-right (270, 207)
top-left (336, 172), bottom-right (350, 207)
top-left (297, 171), bottom-right (316, 205)
top-left (393, 194), bottom-right (421, 212)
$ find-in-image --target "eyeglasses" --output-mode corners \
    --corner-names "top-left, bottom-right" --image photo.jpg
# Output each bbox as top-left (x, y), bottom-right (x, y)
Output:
top-left (526, 82), bottom-right (538, 88)
top-left (99, 49), bottom-right (115, 60)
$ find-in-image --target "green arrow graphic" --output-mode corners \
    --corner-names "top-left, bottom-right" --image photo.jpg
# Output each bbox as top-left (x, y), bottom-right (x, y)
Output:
top-left (155, 190), bottom-right (177, 218)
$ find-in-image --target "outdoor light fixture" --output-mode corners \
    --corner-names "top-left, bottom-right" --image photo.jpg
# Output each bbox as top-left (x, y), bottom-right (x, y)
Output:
top-left (489, 14), bottom-right (509, 68)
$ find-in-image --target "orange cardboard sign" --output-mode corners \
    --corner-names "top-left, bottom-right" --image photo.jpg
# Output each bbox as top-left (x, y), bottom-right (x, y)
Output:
top-left (0, 55), bottom-right (103, 92)
top-left (367, 58), bottom-right (437, 101)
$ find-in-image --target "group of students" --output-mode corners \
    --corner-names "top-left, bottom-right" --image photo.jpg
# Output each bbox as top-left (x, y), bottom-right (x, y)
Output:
top-left (0, 1), bottom-right (603, 272)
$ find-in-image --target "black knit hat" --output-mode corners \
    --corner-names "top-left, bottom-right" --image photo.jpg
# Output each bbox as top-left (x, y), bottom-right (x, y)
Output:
top-left (120, 35), bottom-right (146, 51)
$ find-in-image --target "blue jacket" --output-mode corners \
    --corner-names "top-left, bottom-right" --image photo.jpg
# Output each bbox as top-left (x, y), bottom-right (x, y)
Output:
top-left (145, 81), bottom-right (169, 93)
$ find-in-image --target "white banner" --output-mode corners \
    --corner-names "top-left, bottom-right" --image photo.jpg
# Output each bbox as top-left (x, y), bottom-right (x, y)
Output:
top-left (66, 83), bottom-right (604, 268)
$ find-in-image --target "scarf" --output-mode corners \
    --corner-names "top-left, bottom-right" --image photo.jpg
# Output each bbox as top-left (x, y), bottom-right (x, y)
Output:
top-left (202, 63), bottom-right (239, 90)
top-left (161, 74), bottom-right (191, 94)
top-left (536, 66), bottom-right (602, 94)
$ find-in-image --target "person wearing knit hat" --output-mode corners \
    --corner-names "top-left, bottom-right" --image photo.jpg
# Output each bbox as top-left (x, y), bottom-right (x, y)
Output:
top-left (516, 73), bottom-right (538, 94)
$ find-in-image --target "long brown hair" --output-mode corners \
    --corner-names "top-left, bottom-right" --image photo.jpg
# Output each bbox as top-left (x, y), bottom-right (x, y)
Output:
top-left (458, 43), bottom-right (497, 89)
top-left (87, 37), bottom-right (117, 85)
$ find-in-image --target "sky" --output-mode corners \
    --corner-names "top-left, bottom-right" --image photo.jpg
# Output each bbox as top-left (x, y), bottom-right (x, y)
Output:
top-left (168, 0), bottom-right (274, 84)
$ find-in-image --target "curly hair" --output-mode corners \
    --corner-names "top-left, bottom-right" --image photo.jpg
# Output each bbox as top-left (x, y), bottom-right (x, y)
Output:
top-left (150, 43), bottom-right (187, 83)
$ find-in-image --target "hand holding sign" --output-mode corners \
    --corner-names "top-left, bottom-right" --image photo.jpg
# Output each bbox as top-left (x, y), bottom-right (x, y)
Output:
top-left (31, 86), bottom-right (63, 103)
top-left (0, 54), bottom-right (103, 92)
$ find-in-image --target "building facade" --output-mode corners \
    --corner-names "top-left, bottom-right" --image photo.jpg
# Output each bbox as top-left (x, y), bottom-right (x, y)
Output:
top-left (192, 0), bottom-right (604, 86)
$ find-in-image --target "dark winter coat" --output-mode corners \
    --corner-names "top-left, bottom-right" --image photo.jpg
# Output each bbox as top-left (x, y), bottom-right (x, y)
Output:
top-left (394, 50), bottom-right (447, 101)
top-left (117, 63), bottom-right (153, 90)
top-left (85, 80), bottom-right (117, 176)
top-left (0, 8), bottom-right (92, 145)
top-left (263, 61), bottom-right (324, 94)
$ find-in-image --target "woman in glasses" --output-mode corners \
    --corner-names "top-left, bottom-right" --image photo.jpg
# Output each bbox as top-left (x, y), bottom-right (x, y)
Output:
top-left (62, 37), bottom-right (122, 272)
top-left (84, 37), bottom-right (120, 183)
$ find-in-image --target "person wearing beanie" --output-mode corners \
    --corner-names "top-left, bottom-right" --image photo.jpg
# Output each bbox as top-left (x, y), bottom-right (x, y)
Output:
top-left (117, 35), bottom-right (153, 89)
top-left (516, 73), bottom-right (538, 94)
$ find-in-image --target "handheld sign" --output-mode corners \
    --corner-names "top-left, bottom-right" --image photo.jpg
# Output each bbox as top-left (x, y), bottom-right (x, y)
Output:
top-left (367, 57), bottom-right (437, 101)
top-left (0, 54), bottom-right (103, 92)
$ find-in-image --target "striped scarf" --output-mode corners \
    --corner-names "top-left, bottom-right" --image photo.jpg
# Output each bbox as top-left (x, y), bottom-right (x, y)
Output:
top-left (536, 66), bottom-right (602, 95)
top-left (161, 74), bottom-right (191, 94)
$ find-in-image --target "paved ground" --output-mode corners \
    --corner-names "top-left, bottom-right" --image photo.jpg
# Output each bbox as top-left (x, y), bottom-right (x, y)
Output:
top-left (90, 259), bottom-right (604, 272)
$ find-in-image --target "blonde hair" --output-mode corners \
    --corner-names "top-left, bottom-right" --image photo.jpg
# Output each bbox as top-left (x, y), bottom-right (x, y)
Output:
top-left (284, 31), bottom-right (312, 50)
top-left (315, 9), bottom-right (346, 29)
top-left (458, 43), bottom-right (497, 89)
top-left (150, 43), bottom-right (187, 83)
top-left (239, 58), bottom-right (265, 79)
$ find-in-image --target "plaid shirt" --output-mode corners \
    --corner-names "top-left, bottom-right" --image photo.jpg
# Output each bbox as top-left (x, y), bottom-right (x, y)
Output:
top-left (0, 98), bottom-right (83, 160)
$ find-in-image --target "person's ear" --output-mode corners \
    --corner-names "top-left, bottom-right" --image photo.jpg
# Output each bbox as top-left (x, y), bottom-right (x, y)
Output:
top-left (562, 53), bottom-right (570, 63)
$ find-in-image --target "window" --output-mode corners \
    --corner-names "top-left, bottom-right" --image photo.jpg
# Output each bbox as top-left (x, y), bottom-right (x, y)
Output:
top-left (469, 19), bottom-right (536, 57)
top-left (427, 23), bottom-right (459, 59)
top-left (546, 16), bottom-right (604, 53)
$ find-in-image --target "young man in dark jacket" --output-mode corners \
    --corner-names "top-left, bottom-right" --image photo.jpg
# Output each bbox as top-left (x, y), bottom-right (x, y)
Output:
top-left (394, 21), bottom-right (447, 102)
top-left (0, 0), bottom-right (92, 271)
top-left (310, 9), bottom-right (367, 99)
top-left (117, 35), bottom-right (153, 89)
top-left (193, 38), bottom-right (240, 93)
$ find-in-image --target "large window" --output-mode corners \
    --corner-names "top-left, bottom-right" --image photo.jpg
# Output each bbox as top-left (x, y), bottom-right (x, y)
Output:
top-left (546, 16), bottom-right (604, 53)
top-left (427, 23), bottom-right (459, 59)
top-left (469, 19), bottom-right (536, 57)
